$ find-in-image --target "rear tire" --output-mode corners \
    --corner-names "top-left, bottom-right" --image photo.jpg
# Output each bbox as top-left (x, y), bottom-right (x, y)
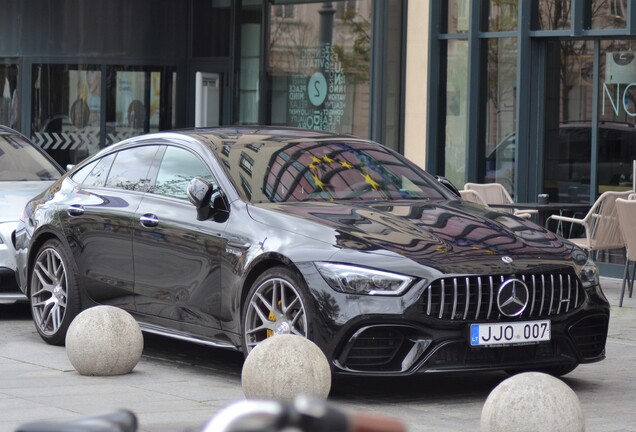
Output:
top-left (29, 239), bottom-right (82, 345)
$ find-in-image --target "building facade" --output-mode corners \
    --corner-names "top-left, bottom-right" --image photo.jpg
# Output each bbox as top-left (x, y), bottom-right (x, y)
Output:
top-left (0, 0), bottom-right (406, 167)
top-left (427, 0), bottom-right (636, 275)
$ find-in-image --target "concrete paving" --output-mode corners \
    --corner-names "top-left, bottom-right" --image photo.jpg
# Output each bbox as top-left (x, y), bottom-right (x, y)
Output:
top-left (1, 277), bottom-right (635, 432)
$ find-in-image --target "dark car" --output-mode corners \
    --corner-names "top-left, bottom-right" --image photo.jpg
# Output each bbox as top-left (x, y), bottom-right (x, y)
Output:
top-left (14, 127), bottom-right (609, 377)
top-left (0, 125), bottom-right (63, 304)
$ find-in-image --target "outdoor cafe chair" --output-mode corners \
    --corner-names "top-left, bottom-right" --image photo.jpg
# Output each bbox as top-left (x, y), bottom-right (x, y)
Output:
top-left (546, 190), bottom-right (632, 259)
top-left (457, 189), bottom-right (530, 221)
top-left (459, 189), bottom-right (488, 206)
top-left (463, 182), bottom-right (535, 219)
top-left (616, 198), bottom-right (636, 307)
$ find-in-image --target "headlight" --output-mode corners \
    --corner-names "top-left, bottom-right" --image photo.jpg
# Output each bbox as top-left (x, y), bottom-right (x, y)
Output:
top-left (579, 256), bottom-right (600, 289)
top-left (315, 262), bottom-right (415, 296)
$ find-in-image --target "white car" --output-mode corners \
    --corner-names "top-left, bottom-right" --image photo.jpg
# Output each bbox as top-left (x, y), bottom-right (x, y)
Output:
top-left (0, 125), bottom-right (63, 304)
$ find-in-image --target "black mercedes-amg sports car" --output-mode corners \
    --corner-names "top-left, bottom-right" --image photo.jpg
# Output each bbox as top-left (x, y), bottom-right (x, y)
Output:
top-left (14, 127), bottom-right (609, 377)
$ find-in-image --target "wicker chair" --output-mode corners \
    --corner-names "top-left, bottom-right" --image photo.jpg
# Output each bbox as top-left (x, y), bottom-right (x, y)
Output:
top-left (463, 182), bottom-right (535, 219)
top-left (459, 189), bottom-right (488, 206)
top-left (546, 190), bottom-right (632, 259)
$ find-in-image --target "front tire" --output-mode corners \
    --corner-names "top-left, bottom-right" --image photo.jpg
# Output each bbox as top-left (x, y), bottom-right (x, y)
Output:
top-left (242, 267), bottom-right (312, 355)
top-left (29, 239), bottom-right (82, 346)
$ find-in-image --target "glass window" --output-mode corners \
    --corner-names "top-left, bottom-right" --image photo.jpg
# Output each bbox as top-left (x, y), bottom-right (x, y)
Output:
top-left (446, 0), bottom-right (470, 34)
top-left (239, 151), bottom-right (254, 176)
top-left (444, 40), bottom-right (469, 189)
top-left (31, 64), bottom-right (102, 167)
top-left (601, 45), bottom-right (636, 127)
top-left (383, 0), bottom-right (405, 151)
top-left (73, 153), bottom-right (116, 187)
top-left (105, 146), bottom-right (159, 191)
top-left (238, 1), bottom-right (263, 124)
top-left (240, 174), bottom-right (252, 200)
top-left (105, 66), bottom-right (177, 146)
top-left (585, 0), bottom-right (628, 30)
top-left (484, 37), bottom-right (518, 196)
top-left (533, 0), bottom-right (572, 30)
top-left (154, 147), bottom-right (214, 200)
top-left (0, 64), bottom-right (20, 129)
top-left (31, 64), bottom-right (176, 167)
top-left (486, 0), bottom-right (517, 32)
top-left (266, 1), bottom-right (372, 138)
top-left (335, 1), bottom-right (357, 20)
top-left (598, 42), bottom-right (636, 191)
top-left (273, 4), bottom-right (294, 19)
top-left (542, 40), bottom-right (594, 202)
top-left (70, 160), bottom-right (95, 185)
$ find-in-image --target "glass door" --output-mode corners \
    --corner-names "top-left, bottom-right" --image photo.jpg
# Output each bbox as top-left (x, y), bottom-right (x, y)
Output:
top-left (106, 66), bottom-right (177, 146)
top-left (541, 39), bottom-right (595, 203)
top-left (539, 38), bottom-right (636, 276)
top-left (541, 38), bottom-right (636, 203)
top-left (598, 40), bottom-right (636, 193)
top-left (31, 64), bottom-right (103, 166)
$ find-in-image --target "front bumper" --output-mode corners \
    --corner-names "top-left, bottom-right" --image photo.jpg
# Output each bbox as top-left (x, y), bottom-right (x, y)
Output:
top-left (330, 313), bottom-right (608, 376)
top-left (298, 264), bottom-right (610, 376)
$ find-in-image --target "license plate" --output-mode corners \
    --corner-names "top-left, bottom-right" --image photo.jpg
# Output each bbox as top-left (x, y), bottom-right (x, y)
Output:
top-left (470, 320), bottom-right (551, 347)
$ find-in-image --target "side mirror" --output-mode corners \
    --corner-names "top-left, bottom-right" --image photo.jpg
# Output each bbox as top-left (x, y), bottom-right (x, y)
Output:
top-left (187, 177), bottom-right (213, 207)
top-left (436, 176), bottom-right (461, 198)
top-left (187, 177), bottom-right (214, 221)
top-left (187, 177), bottom-right (229, 222)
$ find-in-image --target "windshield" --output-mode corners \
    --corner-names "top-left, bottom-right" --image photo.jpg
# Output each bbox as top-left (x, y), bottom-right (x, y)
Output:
top-left (216, 139), bottom-right (446, 203)
top-left (0, 132), bottom-right (62, 181)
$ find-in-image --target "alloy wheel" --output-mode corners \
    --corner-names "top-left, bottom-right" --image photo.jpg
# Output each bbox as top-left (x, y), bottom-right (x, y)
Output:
top-left (31, 247), bottom-right (68, 336)
top-left (244, 277), bottom-right (308, 352)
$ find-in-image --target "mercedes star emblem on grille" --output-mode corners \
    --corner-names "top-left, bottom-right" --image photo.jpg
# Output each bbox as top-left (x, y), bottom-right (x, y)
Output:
top-left (497, 279), bottom-right (529, 317)
top-left (501, 256), bottom-right (513, 264)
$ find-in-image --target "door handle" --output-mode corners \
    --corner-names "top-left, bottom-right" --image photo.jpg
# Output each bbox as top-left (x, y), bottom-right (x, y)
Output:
top-left (227, 240), bottom-right (251, 251)
top-left (67, 204), bottom-right (84, 216)
top-left (139, 213), bottom-right (159, 227)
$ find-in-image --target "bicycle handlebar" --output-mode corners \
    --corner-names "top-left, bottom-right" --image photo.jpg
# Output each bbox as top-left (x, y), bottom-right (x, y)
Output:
top-left (15, 396), bottom-right (406, 432)
top-left (16, 409), bottom-right (137, 432)
top-left (202, 395), bottom-right (406, 432)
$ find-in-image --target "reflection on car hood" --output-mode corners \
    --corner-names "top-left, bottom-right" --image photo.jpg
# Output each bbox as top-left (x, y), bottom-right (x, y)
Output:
top-left (0, 181), bottom-right (55, 221)
top-left (253, 200), bottom-right (574, 272)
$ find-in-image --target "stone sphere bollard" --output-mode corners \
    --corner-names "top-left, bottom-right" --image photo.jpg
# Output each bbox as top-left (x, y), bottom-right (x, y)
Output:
top-left (480, 372), bottom-right (585, 432)
top-left (242, 334), bottom-right (331, 401)
top-left (66, 306), bottom-right (144, 376)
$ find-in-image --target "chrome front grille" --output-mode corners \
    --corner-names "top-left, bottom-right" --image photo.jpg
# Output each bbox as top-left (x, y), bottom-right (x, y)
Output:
top-left (421, 271), bottom-right (585, 321)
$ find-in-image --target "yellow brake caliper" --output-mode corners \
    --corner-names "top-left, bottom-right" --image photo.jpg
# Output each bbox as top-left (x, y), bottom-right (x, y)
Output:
top-left (266, 300), bottom-right (282, 338)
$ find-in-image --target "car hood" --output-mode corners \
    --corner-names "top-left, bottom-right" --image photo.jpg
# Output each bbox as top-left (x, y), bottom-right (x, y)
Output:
top-left (250, 200), bottom-right (577, 274)
top-left (0, 181), bottom-right (55, 222)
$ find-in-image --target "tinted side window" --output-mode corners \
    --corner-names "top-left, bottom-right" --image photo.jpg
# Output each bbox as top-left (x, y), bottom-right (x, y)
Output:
top-left (70, 160), bottom-right (97, 184)
top-left (73, 153), bottom-right (116, 187)
top-left (105, 146), bottom-right (159, 191)
top-left (153, 147), bottom-right (214, 200)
